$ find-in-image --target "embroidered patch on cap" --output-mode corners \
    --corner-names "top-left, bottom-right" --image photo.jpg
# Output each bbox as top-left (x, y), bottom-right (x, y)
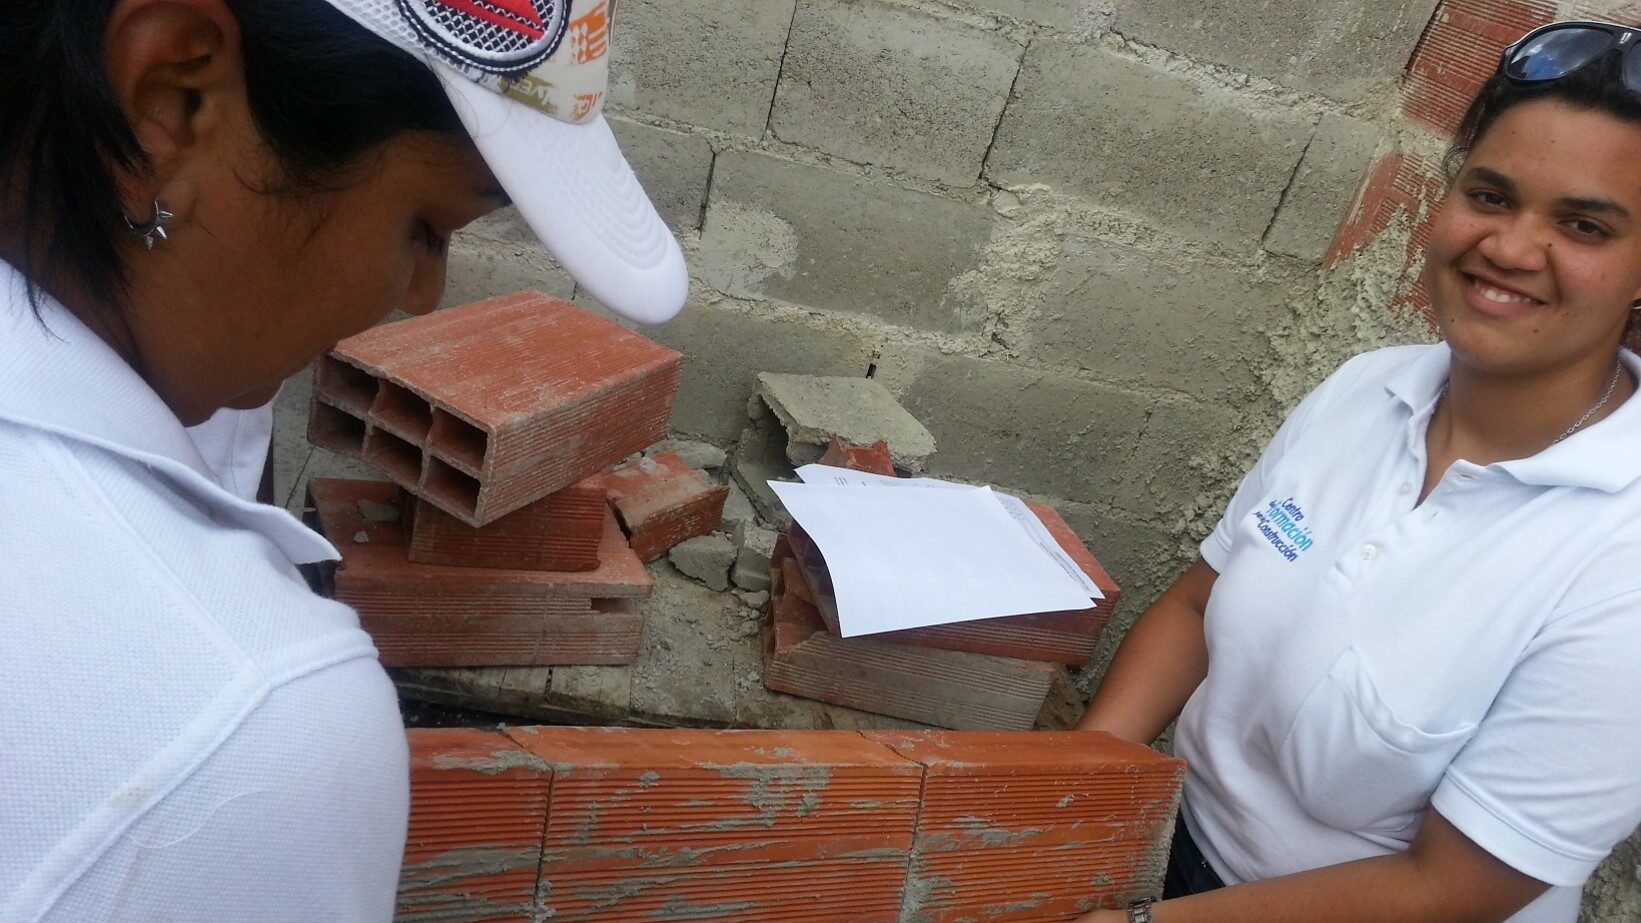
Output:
top-left (397, 0), bottom-right (573, 76)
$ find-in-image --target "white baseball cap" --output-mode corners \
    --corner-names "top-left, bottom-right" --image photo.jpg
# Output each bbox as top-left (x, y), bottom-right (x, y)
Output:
top-left (321, 0), bottom-right (687, 324)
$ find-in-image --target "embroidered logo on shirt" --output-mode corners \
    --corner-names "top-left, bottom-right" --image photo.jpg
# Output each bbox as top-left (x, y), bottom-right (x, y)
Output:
top-left (1254, 498), bottom-right (1314, 562)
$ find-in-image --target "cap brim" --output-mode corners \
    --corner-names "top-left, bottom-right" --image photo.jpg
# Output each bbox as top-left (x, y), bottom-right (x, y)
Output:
top-left (433, 62), bottom-right (688, 325)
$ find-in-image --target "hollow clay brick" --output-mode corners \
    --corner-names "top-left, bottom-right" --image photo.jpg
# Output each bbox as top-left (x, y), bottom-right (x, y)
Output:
top-left (406, 476), bottom-right (606, 572)
top-left (784, 501), bottom-right (1121, 665)
top-left (310, 291), bottom-right (682, 526)
top-left (310, 479), bottom-right (648, 667)
top-left (862, 730), bottom-right (1185, 922)
top-left (399, 728), bottom-right (551, 922)
top-left (603, 450), bottom-right (730, 562)
top-left (763, 586), bottom-right (1057, 730)
top-left (817, 436), bottom-right (898, 476)
top-left (504, 727), bottom-right (922, 921)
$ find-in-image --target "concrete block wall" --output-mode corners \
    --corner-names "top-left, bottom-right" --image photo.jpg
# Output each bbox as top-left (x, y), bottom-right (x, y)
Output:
top-left (270, 3), bottom-right (1637, 914)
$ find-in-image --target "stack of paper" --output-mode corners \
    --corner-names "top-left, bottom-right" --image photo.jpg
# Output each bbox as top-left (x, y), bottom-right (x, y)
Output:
top-left (771, 466), bottom-right (1103, 638)
top-left (760, 465), bottom-right (1120, 730)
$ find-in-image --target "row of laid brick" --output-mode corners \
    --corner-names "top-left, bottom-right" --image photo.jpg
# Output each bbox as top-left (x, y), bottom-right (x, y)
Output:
top-left (399, 727), bottom-right (1183, 923)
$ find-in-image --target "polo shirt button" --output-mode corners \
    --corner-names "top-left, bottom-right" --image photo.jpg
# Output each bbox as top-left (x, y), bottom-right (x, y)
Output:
top-left (1361, 544), bottom-right (1379, 560)
top-left (1398, 482), bottom-right (1413, 495)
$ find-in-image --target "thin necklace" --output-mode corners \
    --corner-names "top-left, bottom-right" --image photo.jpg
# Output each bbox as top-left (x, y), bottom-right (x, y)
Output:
top-left (1437, 361), bottom-right (1624, 446)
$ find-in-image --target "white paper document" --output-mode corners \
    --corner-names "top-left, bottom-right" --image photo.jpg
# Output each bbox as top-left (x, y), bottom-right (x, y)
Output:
top-left (794, 464), bottom-right (1104, 599)
top-left (771, 472), bottom-right (1098, 638)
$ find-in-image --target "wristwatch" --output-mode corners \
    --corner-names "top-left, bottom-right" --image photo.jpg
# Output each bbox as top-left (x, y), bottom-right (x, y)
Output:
top-left (1127, 897), bottom-right (1156, 923)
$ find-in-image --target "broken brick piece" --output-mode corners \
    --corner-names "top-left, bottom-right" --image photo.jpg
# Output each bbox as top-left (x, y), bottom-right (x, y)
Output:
top-left (310, 291), bottom-right (682, 526)
top-left (764, 586), bottom-right (1057, 730)
top-left (603, 450), bottom-right (730, 562)
top-left (504, 727), bottom-right (922, 921)
top-left (406, 476), bottom-right (606, 572)
top-left (863, 730), bottom-right (1184, 922)
top-left (399, 729), bottom-right (551, 922)
top-left (310, 479), bottom-right (648, 667)
top-left (817, 436), bottom-right (898, 476)
top-left (784, 502), bottom-right (1121, 666)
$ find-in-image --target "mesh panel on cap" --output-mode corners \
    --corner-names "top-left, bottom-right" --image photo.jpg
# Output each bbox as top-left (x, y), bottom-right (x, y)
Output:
top-left (424, 1), bottom-right (542, 55)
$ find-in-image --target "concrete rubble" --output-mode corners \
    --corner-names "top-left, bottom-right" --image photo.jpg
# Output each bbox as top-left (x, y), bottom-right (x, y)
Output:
top-left (666, 534), bottom-right (737, 592)
top-left (730, 522), bottom-right (778, 593)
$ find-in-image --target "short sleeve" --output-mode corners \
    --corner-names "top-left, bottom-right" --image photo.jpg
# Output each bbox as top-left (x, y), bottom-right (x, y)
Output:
top-left (43, 657), bottom-right (409, 922)
top-left (1200, 356), bottom-right (1361, 571)
top-left (1431, 587), bottom-right (1641, 887)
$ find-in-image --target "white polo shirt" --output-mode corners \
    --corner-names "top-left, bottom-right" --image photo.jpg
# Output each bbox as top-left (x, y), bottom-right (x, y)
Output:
top-left (1177, 343), bottom-right (1641, 922)
top-left (0, 260), bottom-right (409, 922)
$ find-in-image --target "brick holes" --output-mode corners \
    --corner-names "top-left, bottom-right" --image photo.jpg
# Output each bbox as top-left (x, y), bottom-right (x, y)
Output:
top-left (315, 354), bottom-right (375, 416)
top-left (423, 458), bottom-right (482, 520)
top-left (369, 380), bottom-right (434, 444)
top-left (308, 401), bottom-right (366, 457)
top-left (427, 409), bottom-right (488, 475)
top-left (364, 428), bottom-right (421, 486)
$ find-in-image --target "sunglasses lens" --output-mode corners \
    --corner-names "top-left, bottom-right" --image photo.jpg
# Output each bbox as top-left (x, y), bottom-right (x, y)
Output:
top-left (1625, 44), bottom-right (1641, 95)
top-left (1506, 26), bottom-right (1614, 81)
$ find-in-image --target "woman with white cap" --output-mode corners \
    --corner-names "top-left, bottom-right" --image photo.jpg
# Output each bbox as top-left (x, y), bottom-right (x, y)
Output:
top-left (0, 1), bottom-right (684, 919)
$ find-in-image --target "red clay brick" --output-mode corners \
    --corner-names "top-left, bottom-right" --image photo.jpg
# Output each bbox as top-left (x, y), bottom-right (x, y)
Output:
top-left (310, 479), bottom-right (648, 667)
top-left (310, 291), bottom-right (682, 526)
top-left (406, 476), bottom-right (606, 572)
top-left (399, 729), bottom-right (551, 922)
top-left (783, 503), bottom-right (1120, 665)
top-left (764, 585), bottom-right (1058, 730)
top-left (603, 451), bottom-right (730, 562)
top-left (816, 437), bottom-right (898, 476)
top-left (1402, 1), bottom-right (1556, 136)
top-left (504, 727), bottom-right (922, 921)
top-left (862, 731), bottom-right (1185, 922)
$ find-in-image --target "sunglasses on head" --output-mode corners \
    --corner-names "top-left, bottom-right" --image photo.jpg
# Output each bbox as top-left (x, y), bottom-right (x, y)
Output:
top-left (1499, 20), bottom-right (1641, 91)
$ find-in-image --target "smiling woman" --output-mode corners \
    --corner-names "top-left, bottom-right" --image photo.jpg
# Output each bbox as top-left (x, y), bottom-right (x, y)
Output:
top-left (0, 2), bottom-right (683, 921)
top-left (1077, 19), bottom-right (1641, 923)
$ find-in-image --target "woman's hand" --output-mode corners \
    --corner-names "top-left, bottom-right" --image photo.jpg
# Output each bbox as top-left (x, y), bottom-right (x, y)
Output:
top-left (1074, 910), bottom-right (1128, 923)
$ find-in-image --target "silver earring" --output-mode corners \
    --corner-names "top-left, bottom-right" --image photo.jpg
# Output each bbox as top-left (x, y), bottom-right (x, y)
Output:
top-left (124, 199), bottom-right (174, 250)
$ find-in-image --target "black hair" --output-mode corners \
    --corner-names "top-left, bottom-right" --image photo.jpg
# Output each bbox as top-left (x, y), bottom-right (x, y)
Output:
top-left (1446, 48), bottom-right (1641, 176)
top-left (1446, 46), bottom-right (1641, 346)
top-left (0, 0), bottom-right (464, 314)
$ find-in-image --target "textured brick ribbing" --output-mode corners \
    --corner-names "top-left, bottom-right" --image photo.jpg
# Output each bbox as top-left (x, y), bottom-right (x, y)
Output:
top-left (505, 727), bottom-right (921, 921)
top-left (603, 451), bottom-right (730, 562)
top-left (864, 731), bottom-right (1184, 922)
top-left (398, 729), bottom-right (550, 923)
top-left (310, 291), bottom-right (682, 526)
top-left (764, 586), bottom-right (1057, 730)
top-left (406, 476), bottom-right (606, 572)
top-left (310, 479), bottom-right (648, 667)
top-left (1401, 0), bottom-right (1556, 135)
top-left (784, 501), bottom-right (1120, 665)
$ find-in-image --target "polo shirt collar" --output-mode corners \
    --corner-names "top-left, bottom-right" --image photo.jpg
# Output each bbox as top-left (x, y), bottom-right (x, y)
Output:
top-left (1384, 339), bottom-right (1641, 493)
top-left (0, 259), bottom-right (338, 564)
